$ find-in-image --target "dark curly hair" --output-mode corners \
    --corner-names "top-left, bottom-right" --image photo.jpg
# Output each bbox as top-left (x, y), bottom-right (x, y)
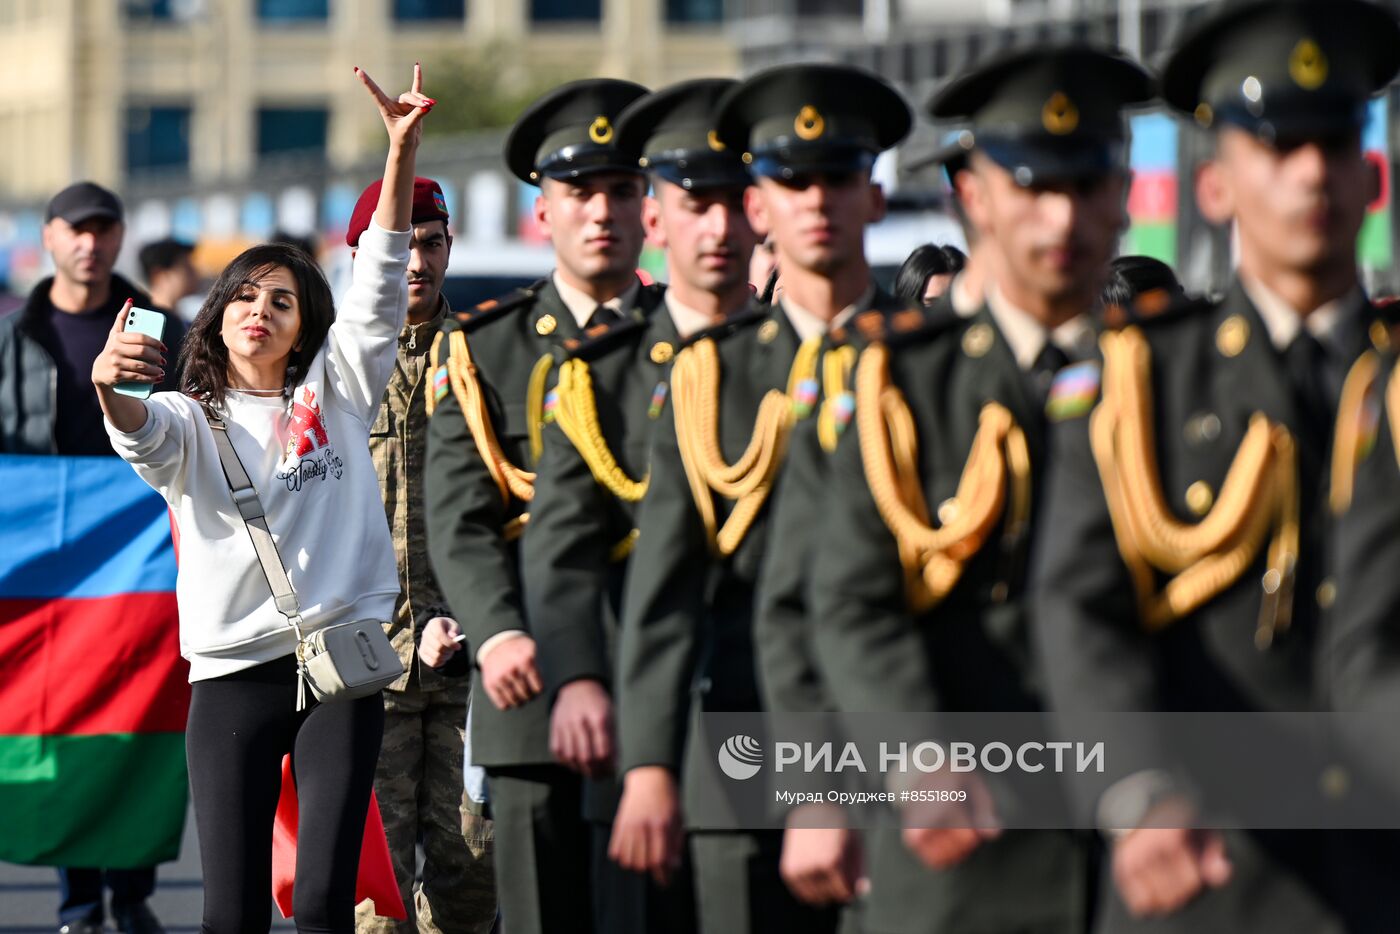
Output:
top-left (177, 243), bottom-right (335, 407)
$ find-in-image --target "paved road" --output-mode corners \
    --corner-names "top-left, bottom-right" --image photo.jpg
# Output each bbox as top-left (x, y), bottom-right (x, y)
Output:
top-left (0, 803), bottom-right (294, 933)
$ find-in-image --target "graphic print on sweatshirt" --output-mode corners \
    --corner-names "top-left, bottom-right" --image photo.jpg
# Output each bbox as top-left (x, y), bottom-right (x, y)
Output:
top-left (276, 386), bottom-right (345, 491)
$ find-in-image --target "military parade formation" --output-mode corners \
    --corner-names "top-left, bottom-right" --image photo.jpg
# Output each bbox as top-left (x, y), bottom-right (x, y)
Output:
top-left (415, 0), bottom-right (1400, 931)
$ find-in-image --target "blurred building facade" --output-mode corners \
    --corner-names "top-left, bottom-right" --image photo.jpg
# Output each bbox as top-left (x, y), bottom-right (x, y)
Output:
top-left (1, 0), bottom-right (1397, 298)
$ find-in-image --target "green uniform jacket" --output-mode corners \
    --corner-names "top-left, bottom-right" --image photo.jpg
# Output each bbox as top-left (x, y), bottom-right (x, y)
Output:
top-left (424, 277), bottom-right (661, 768)
top-left (809, 297), bottom-right (1091, 934)
top-left (518, 294), bottom-right (676, 819)
top-left (616, 290), bottom-right (911, 819)
top-left (1028, 281), bottom-right (1381, 932)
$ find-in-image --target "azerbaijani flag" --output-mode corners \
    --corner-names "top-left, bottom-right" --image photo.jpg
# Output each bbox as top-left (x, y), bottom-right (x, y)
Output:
top-left (0, 455), bottom-right (189, 867)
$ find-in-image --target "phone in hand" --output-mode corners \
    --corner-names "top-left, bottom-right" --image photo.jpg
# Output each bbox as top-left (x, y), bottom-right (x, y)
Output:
top-left (115, 306), bottom-right (168, 400)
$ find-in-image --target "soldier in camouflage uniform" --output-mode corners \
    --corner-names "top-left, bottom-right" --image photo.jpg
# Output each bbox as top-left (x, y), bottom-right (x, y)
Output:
top-left (351, 177), bottom-right (496, 934)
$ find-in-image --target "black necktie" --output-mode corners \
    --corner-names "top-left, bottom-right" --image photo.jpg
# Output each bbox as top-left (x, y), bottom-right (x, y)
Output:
top-left (1283, 331), bottom-right (1333, 444)
top-left (587, 304), bottom-right (621, 329)
top-left (1029, 342), bottom-right (1071, 405)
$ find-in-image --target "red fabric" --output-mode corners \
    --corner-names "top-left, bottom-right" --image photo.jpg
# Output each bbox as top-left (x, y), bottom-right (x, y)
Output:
top-left (346, 177), bottom-right (449, 247)
top-left (0, 593), bottom-right (189, 735)
top-left (271, 754), bottom-right (406, 920)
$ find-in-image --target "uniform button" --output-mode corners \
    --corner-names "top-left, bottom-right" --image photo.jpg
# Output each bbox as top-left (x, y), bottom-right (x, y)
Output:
top-left (1316, 578), bottom-right (1337, 610)
top-left (1320, 764), bottom-right (1350, 801)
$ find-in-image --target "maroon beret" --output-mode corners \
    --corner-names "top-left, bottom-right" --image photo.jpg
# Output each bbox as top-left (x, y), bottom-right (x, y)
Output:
top-left (346, 176), bottom-right (450, 247)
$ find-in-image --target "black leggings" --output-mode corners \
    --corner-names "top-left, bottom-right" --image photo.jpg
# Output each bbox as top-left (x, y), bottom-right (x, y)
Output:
top-left (186, 654), bottom-right (384, 934)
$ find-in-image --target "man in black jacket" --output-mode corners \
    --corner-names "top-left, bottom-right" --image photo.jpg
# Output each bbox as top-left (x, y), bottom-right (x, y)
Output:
top-left (0, 181), bottom-right (181, 934)
top-left (0, 181), bottom-right (183, 457)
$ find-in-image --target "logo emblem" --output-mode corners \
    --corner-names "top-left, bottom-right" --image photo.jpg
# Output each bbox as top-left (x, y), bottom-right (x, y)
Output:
top-left (589, 116), bottom-right (614, 145)
top-left (286, 387), bottom-right (330, 460)
top-left (707, 129), bottom-right (727, 152)
top-left (1290, 39), bottom-right (1328, 91)
top-left (1042, 92), bottom-right (1079, 136)
top-left (717, 735), bottom-right (764, 781)
top-left (794, 105), bottom-right (825, 141)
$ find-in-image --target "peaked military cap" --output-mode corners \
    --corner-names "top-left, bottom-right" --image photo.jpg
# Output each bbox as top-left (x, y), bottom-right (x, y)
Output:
top-left (928, 44), bottom-right (1154, 187)
top-left (504, 78), bottom-right (650, 185)
top-left (614, 78), bottom-right (751, 191)
top-left (713, 63), bottom-right (912, 180)
top-left (1161, 0), bottom-right (1400, 140)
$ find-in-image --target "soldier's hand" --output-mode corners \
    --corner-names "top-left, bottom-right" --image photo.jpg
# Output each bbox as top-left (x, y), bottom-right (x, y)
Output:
top-left (609, 766), bottom-right (684, 887)
top-left (479, 635), bottom-right (543, 709)
top-left (418, 616), bottom-right (462, 669)
top-left (550, 679), bottom-right (615, 777)
top-left (780, 805), bottom-right (865, 906)
top-left (1112, 824), bottom-right (1232, 918)
top-left (900, 771), bottom-right (1001, 870)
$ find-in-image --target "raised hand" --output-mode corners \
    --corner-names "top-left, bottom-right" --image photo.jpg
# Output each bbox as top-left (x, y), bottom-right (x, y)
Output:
top-left (355, 63), bottom-right (434, 153)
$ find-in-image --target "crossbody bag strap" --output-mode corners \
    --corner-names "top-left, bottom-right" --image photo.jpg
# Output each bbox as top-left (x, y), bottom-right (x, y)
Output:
top-left (202, 405), bottom-right (306, 638)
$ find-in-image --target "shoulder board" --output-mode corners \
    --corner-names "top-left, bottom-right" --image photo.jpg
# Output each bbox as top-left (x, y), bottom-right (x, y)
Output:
top-left (1121, 292), bottom-right (1212, 331)
top-left (880, 304), bottom-right (966, 350)
top-left (448, 278), bottom-right (548, 334)
top-left (681, 303), bottom-right (769, 348)
top-left (557, 314), bottom-right (649, 362)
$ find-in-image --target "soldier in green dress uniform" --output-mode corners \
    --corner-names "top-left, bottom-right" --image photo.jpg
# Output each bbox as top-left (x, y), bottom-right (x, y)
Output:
top-left (807, 44), bottom-right (1153, 934)
top-left (609, 63), bottom-right (917, 934)
top-left (1029, 1), bottom-right (1400, 930)
top-left (421, 77), bottom-right (658, 934)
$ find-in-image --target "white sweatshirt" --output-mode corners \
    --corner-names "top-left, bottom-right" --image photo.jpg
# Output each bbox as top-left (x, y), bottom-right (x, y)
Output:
top-left (107, 220), bottom-right (410, 682)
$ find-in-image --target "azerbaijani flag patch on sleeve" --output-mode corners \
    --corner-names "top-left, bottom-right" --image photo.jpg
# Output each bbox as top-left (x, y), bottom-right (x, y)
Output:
top-left (1046, 362), bottom-right (1101, 421)
top-left (433, 365), bottom-right (449, 403)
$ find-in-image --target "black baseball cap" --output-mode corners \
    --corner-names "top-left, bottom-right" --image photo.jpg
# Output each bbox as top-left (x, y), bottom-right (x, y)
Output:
top-left (45, 182), bottom-right (124, 226)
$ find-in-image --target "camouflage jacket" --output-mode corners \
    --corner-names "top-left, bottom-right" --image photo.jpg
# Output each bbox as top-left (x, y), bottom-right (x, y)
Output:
top-left (369, 296), bottom-right (462, 694)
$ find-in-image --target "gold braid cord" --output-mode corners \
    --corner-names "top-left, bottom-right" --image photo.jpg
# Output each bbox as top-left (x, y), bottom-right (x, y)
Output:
top-left (1330, 351), bottom-right (1379, 515)
top-left (1090, 327), bottom-right (1299, 640)
top-left (670, 337), bottom-right (812, 557)
top-left (554, 358), bottom-right (649, 502)
top-left (1387, 357), bottom-right (1400, 474)
top-left (817, 345), bottom-right (858, 453)
top-left (428, 330), bottom-right (537, 506)
top-left (855, 343), bottom-right (1032, 612)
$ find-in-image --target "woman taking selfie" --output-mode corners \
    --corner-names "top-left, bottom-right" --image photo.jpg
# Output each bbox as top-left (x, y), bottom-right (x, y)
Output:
top-left (93, 66), bottom-right (434, 932)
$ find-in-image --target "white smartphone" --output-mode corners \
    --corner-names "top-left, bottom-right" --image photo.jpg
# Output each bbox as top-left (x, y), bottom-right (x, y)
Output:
top-left (114, 306), bottom-right (168, 400)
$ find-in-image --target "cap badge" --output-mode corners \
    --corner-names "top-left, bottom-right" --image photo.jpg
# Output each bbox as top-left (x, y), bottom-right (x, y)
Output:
top-left (707, 129), bottom-right (727, 152)
top-left (795, 105), bottom-right (826, 142)
top-left (1289, 39), bottom-right (1328, 91)
top-left (1042, 92), bottom-right (1079, 136)
top-left (589, 116), bottom-right (614, 145)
